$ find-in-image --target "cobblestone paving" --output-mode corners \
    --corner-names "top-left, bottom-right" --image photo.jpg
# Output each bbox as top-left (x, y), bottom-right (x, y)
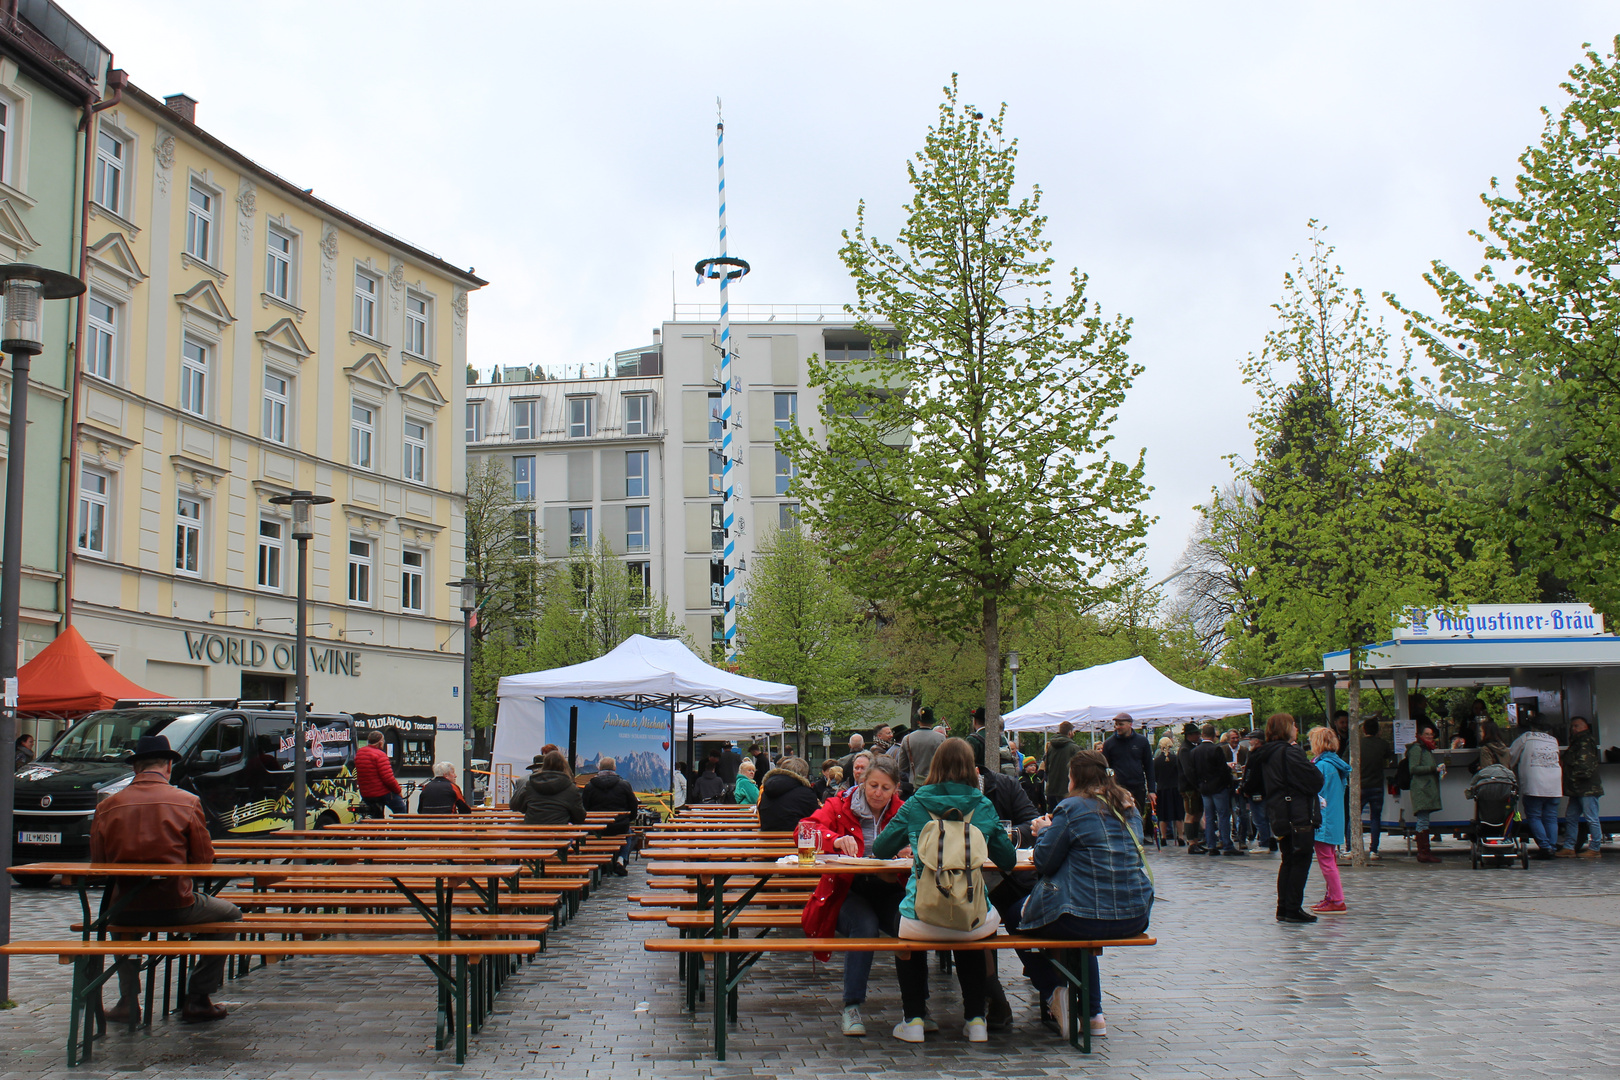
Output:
top-left (1, 842), bottom-right (1617, 1079)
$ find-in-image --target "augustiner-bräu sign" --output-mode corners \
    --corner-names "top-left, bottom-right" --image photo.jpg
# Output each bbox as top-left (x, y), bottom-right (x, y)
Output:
top-left (183, 631), bottom-right (363, 677)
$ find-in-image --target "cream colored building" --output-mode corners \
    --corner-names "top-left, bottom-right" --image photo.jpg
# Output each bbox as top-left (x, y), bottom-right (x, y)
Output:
top-left (72, 84), bottom-right (483, 755)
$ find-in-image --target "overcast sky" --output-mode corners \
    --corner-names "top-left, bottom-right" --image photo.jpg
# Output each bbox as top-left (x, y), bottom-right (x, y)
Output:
top-left (71, 1), bottom-right (1618, 580)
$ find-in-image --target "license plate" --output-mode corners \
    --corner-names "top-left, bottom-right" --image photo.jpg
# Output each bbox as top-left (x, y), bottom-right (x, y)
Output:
top-left (18, 831), bottom-right (61, 845)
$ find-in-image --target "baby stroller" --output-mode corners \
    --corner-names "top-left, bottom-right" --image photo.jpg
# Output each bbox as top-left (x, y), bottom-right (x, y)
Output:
top-left (1466, 764), bottom-right (1529, 869)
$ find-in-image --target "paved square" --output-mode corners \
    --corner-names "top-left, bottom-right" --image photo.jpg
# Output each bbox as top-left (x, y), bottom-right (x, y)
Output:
top-left (1, 844), bottom-right (1616, 1079)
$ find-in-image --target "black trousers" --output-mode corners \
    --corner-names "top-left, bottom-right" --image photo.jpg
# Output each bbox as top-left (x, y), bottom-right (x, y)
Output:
top-left (1276, 830), bottom-right (1314, 912)
top-left (897, 947), bottom-right (985, 1021)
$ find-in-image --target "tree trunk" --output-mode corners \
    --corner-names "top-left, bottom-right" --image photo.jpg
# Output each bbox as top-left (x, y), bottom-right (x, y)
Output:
top-left (983, 593), bottom-right (1002, 762)
top-left (1347, 663), bottom-right (1366, 868)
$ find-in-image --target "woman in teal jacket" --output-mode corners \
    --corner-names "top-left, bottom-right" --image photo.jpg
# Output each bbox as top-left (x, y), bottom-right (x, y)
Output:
top-left (872, 738), bottom-right (1016, 1044)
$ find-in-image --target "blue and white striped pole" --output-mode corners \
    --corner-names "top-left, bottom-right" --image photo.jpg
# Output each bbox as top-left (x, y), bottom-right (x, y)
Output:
top-left (716, 115), bottom-right (738, 661)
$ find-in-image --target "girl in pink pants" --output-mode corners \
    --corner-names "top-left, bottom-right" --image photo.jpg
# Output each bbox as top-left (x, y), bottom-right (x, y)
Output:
top-left (1307, 725), bottom-right (1351, 914)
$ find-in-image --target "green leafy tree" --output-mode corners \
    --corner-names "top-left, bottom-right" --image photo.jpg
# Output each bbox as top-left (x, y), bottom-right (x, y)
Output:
top-left (779, 76), bottom-right (1151, 757)
top-left (735, 526), bottom-right (876, 744)
top-left (1392, 38), bottom-right (1620, 614)
top-left (463, 460), bottom-right (541, 736)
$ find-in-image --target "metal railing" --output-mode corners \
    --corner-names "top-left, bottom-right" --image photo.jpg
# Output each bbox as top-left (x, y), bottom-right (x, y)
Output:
top-left (671, 303), bottom-right (861, 322)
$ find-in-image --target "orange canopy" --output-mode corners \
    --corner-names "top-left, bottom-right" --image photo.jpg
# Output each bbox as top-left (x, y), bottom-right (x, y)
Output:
top-left (17, 625), bottom-right (165, 715)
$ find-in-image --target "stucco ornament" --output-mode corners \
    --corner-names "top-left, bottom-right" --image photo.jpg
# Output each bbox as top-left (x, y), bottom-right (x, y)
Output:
top-left (320, 229), bottom-right (339, 261)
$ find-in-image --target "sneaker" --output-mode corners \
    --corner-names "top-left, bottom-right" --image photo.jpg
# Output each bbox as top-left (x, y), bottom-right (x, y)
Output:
top-left (921, 1014), bottom-right (940, 1033)
top-left (841, 1005), bottom-right (865, 1037)
top-left (1310, 901), bottom-right (1348, 914)
top-left (1046, 989), bottom-right (1069, 1035)
top-left (893, 1017), bottom-right (925, 1043)
top-left (964, 1017), bottom-right (988, 1043)
top-left (1090, 1015), bottom-right (1107, 1038)
top-left (1367, 850), bottom-right (1381, 860)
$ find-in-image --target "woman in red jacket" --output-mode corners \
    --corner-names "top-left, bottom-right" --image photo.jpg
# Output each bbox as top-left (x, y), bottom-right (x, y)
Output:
top-left (799, 756), bottom-right (906, 1037)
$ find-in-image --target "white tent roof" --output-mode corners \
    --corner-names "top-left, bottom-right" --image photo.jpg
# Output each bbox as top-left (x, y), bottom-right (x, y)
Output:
top-left (496, 634), bottom-right (798, 709)
top-left (1003, 656), bottom-right (1252, 732)
top-left (674, 704), bottom-right (785, 739)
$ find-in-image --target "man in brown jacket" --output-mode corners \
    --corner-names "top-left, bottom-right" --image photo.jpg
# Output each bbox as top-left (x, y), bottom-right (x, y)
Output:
top-left (89, 733), bottom-right (241, 1023)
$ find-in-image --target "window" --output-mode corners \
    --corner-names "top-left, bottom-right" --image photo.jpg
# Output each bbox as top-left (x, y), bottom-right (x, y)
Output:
top-left (350, 401), bottom-right (375, 470)
top-left (625, 393), bottom-right (650, 436)
top-left (567, 396), bottom-right (594, 438)
top-left (257, 519), bottom-right (283, 590)
top-left (95, 129), bottom-right (126, 214)
top-left (627, 560), bottom-right (651, 605)
top-left (465, 401), bottom-right (484, 443)
top-left (513, 509), bottom-right (535, 555)
top-left (347, 539), bottom-right (372, 603)
top-left (775, 392), bottom-right (798, 495)
top-left (626, 450), bottom-right (648, 498)
top-left (186, 181), bottom-right (214, 262)
top-left (710, 503), bottom-right (723, 551)
top-left (403, 419), bottom-right (427, 482)
top-left (354, 269), bottom-right (378, 337)
top-left (175, 497), bottom-right (203, 575)
top-left (401, 549), bottom-right (425, 612)
top-left (711, 554), bottom-right (724, 605)
top-left (569, 508), bottom-right (591, 551)
top-left (180, 337), bottom-right (208, 417)
top-left (626, 505), bottom-right (649, 552)
top-left (780, 502), bottom-right (800, 531)
top-left (86, 295), bottom-right (116, 381)
top-left (404, 292), bottom-right (429, 356)
top-left (708, 450), bottom-right (724, 496)
top-left (512, 399), bottom-right (536, 441)
top-left (513, 455), bottom-right (534, 500)
top-left (77, 467), bottom-right (110, 556)
top-left (708, 392), bottom-right (723, 440)
top-left (0, 100), bottom-right (11, 186)
top-left (263, 370), bottom-right (290, 444)
top-left (266, 226), bottom-right (294, 301)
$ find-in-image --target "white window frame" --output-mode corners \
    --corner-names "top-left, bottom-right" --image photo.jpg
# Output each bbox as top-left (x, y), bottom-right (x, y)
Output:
top-left (77, 465), bottom-right (111, 557)
top-left (257, 518), bottom-right (285, 592)
top-left (404, 291), bottom-right (430, 357)
top-left (0, 95), bottom-right (12, 188)
top-left (186, 179), bottom-right (216, 263)
top-left (627, 560), bottom-right (651, 604)
top-left (401, 548), bottom-right (426, 613)
top-left (403, 418), bottom-right (428, 483)
top-left (180, 336), bottom-right (209, 418)
top-left (625, 393), bottom-right (650, 436)
top-left (512, 399), bottom-right (536, 441)
top-left (626, 505), bottom-right (649, 553)
top-left (465, 400), bottom-right (484, 443)
top-left (569, 507), bottom-right (591, 551)
top-left (513, 455), bottom-right (535, 500)
top-left (626, 450), bottom-right (648, 498)
top-left (775, 392), bottom-right (798, 495)
top-left (85, 293), bottom-right (118, 382)
top-left (779, 502), bottom-right (800, 531)
top-left (94, 126), bottom-right (127, 216)
top-left (708, 392), bottom-right (723, 440)
top-left (266, 225), bottom-right (295, 302)
top-left (263, 368), bottom-right (291, 445)
top-left (567, 396), bottom-right (594, 438)
top-left (347, 537), bottom-right (373, 604)
top-left (350, 400), bottom-right (376, 471)
top-left (354, 268), bottom-right (379, 338)
top-left (175, 496), bottom-right (204, 576)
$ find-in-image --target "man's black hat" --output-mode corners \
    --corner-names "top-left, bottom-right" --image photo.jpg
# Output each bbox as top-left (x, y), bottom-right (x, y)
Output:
top-left (125, 733), bottom-right (183, 762)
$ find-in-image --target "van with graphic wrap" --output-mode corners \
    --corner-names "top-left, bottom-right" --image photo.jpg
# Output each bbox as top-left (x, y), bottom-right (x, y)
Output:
top-left (10, 699), bottom-right (364, 885)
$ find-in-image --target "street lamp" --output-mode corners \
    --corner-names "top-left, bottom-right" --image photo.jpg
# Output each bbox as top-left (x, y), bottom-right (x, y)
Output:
top-left (268, 490), bottom-right (333, 830)
top-left (449, 578), bottom-right (482, 797)
top-left (1008, 651), bottom-right (1020, 710)
top-left (0, 264), bottom-right (85, 1002)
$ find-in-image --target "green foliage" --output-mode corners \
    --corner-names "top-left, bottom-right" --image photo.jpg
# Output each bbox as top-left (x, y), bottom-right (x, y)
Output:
top-left (735, 525), bottom-right (878, 737)
top-left (779, 75), bottom-right (1150, 753)
top-left (1392, 37), bottom-right (1620, 615)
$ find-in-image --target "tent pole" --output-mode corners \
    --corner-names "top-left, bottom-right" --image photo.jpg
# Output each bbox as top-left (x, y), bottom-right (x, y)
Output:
top-left (568, 705), bottom-right (578, 772)
top-left (687, 712), bottom-right (695, 782)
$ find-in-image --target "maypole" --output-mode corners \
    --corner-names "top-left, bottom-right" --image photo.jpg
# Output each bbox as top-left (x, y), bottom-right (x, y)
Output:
top-left (695, 99), bottom-right (750, 661)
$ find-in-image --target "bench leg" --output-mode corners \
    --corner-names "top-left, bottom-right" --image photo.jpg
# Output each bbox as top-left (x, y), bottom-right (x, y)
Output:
top-left (455, 954), bottom-right (469, 1065)
top-left (712, 950), bottom-right (726, 1061)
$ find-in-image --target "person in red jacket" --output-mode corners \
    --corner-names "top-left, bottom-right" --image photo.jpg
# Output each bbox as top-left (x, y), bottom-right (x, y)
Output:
top-left (799, 756), bottom-right (907, 1037)
top-left (355, 730), bottom-right (405, 817)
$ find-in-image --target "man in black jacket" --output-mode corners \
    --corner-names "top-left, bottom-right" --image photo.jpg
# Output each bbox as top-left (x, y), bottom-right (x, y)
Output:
top-left (1193, 723), bottom-right (1243, 856)
top-left (581, 756), bottom-right (640, 876)
top-left (693, 759), bottom-right (729, 804)
top-left (1176, 723), bottom-right (1206, 854)
top-left (1100, 713), bottom-right (1154, 839)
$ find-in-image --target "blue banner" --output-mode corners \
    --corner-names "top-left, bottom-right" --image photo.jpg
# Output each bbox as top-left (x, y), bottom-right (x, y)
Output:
top-left (544, 698), bottom-right (672, 792)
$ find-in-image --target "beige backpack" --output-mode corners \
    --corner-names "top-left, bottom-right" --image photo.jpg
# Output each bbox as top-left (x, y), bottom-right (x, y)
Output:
top-left (914, 807), bottom-right (989, 931)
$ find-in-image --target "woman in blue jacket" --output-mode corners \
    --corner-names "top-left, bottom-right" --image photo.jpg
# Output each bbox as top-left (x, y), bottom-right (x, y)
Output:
top-left (1308, 726), bottom-right (1351, 914)
top-left (1011, 749), bottom-right (1152, 1040)
top-left (872, 738), bottom-right (1017, 1044)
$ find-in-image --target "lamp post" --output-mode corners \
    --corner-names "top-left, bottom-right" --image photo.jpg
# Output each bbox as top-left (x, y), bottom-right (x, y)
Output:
top-left (0, 264), bottom-right (85, 1001)
top-left (1008, 651), bottom-right (1020, 710)
top-left (268, 490), bottom-right (333, 830)
top-left (449, 578), bottom-right (482, 794)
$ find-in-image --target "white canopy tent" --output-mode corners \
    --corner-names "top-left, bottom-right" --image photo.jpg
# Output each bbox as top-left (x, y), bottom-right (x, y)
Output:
top-left (676, 704), bottom-right (786, 739)
top-left (1003, 656), bottom-right (1252, 733)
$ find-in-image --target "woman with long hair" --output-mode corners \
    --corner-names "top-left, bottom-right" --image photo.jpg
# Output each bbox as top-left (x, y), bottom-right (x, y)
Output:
top-left (1239, 714), bottom-right (1323, 923)
top-left (1306, 727), bottom-right (1350, 915)
top-left (1012, 749), bottom-right (1153, 1039)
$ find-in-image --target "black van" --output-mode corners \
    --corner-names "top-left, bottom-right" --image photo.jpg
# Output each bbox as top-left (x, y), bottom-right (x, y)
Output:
top-left (11, 699), bottom-right (363, 884)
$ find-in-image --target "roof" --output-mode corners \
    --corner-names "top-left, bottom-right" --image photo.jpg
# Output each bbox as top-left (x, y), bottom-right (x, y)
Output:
top-left (497, 634), bottom-right (797, 709)
top-left (18, 626), bottom-right (166, 715)
top-left (1003, 656), bottom-right (1251, 732)
top-left (123, 83), bottom-right (485, 290)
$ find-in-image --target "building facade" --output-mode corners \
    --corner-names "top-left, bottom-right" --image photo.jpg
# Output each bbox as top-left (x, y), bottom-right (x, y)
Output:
top-left (0, 1), bottom-right (109, 667)
top-left (71, 83), bottom-right (483, 758)
top-left (466, 309), bottom-right (880, 650)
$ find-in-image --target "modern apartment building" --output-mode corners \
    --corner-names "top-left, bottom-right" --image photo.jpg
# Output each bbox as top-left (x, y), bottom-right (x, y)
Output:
top-left (466, 308), bottom-right (884, 649)
top-left (71, 82), bottom-right (483, 755)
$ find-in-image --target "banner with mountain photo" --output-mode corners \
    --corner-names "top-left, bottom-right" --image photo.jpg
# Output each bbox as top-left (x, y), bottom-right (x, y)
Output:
top-left (544, 697), bottom-right (672, 792)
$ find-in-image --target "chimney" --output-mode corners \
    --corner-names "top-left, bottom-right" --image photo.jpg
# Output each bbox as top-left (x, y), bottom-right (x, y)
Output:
top-left (163, 93), bottom-right (197, 124)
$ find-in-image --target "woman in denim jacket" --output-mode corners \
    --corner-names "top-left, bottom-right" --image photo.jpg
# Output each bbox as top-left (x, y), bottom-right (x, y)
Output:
top-left (1012, 749), bottom-right (1153, 1039)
